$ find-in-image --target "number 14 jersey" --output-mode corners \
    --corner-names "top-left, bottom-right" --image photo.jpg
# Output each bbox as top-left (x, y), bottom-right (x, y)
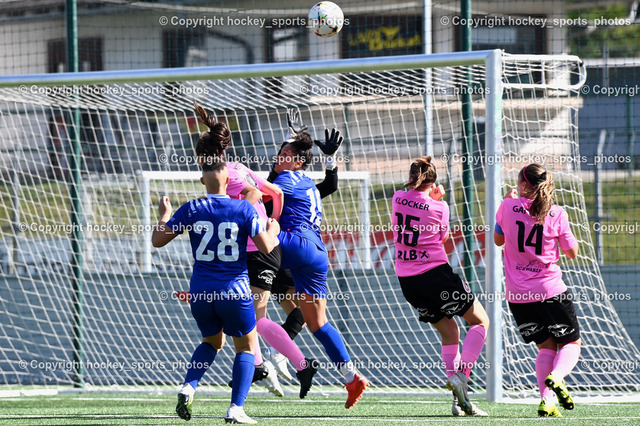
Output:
top-left (496, 197), bottom-right (577, 303)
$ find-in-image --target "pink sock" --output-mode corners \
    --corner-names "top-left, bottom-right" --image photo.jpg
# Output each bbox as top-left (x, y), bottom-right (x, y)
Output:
top-left (460, 325), bottom-right (486, 378)
top-left (256, 317), bottom-right (306, 371)
top-left (536, 348), bottom-right (557, 399)
top-left (551, 343), bottom-right (581, 379)
top-left (441, 344), bottom-right (460, 378)
top-left (254, 336), bottom-right (263, 365)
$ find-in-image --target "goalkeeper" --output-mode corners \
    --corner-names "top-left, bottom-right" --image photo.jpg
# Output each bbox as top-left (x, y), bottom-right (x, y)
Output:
top-left (263, 109), bottom-right (343, 382)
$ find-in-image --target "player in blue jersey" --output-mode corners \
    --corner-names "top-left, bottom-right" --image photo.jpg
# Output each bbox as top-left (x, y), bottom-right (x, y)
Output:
top-left (193, 103), bottom-right (317, 399)
top-left (152, 160), bottom-right (279, 424)
top-left (264, 110), bottom-right (342, 381)
top-left (272, 132), bottom-right (369, 409)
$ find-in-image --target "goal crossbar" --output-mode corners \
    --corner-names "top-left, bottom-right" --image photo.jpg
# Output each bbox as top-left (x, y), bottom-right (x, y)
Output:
top-left (0, 50), bottom-right (581, 88)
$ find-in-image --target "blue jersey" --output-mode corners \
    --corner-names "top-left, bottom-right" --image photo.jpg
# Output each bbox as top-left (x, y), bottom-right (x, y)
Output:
top-left (274, 170), bottom-right (323, 246)
top-left (166, 194), bottom-right (264, 293)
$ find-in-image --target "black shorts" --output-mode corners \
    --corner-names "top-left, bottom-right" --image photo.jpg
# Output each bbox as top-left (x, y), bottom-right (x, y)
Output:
top-left (509, 290), bottom-right (581, 345)
top-left (271, 268), bottom-right (295, 304)
top-left (398, 263), bottom-right (475, 324)
top-left (246, 244), bottom-right (282, 291)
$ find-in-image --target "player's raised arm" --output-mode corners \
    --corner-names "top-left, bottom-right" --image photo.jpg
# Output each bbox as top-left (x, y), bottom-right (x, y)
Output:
top-left (314, 128), bottom-right (343, 198)
top-left (151, 196), bottom-right (178, 247)
top-left (251, 217), bottom-right (280, 254)
top-left (260, 181), bottom-right (283, 221)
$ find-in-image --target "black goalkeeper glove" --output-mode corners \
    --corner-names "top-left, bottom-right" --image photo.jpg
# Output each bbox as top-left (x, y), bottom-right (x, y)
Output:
top-left (314, 128), bottom-right (343, 156)
top-left (287, 108), bottom-right (308, 134)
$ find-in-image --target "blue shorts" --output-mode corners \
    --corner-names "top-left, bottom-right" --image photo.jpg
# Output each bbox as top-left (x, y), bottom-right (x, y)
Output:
top-left (189, 279), bottom-right (256, 338)
top-left (279, 231), bottom-right (329, 298)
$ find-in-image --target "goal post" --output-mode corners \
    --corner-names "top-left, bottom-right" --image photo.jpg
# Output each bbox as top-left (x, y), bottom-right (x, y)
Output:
top-left (1, 50), bottom-right (639, 399)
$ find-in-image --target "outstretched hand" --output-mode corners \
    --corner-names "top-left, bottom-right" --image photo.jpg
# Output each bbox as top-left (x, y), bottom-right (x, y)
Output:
top-left (314, 128), bottom-right (343, 156)
top-left (287, 108), bottom-right (308, 134)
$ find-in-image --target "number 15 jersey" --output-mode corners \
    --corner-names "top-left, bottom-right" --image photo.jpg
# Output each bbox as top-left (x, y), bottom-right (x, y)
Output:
top-left (495, 197), bottom-right (577, 303)
top-left (392, 189), bottom-right (450, 277)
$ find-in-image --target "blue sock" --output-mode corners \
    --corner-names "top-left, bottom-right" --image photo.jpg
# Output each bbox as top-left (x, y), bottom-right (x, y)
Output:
top-left (231, 352), bottom-right (254, 407)
top-left (184, 342), bottom-right (217, 390)
top-left (312, 322), bottom-right (351, 365)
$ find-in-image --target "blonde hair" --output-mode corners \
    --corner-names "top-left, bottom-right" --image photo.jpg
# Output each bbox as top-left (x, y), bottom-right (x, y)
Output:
top-left (404, 156), bottom-right (437, 190)
top-left (519, 163), bottom-right (555, 224)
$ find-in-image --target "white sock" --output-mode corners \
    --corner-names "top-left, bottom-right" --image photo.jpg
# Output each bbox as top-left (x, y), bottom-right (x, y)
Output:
top-left (179, 383), bottom-right (195, 397)
top-left (340, 361), bottom-right (356, 383)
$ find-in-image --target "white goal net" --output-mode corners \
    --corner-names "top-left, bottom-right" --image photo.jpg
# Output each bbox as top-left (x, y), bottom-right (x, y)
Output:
top-left (0, 51), bottom-right (638, 397)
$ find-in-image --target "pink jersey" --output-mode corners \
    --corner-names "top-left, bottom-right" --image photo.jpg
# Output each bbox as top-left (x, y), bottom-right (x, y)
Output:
top-left (226, 161), bottom-right (276, 252)
top-left (496, 197), bottom-right (577, 303)
top-left (392, 189), bottom-right (450, 277)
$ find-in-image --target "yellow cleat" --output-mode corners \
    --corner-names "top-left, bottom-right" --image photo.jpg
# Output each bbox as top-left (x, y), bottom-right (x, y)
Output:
top-left (545, 373), bottom-right (575, 410)
top-left (538, 398), bottom-right (562, 417)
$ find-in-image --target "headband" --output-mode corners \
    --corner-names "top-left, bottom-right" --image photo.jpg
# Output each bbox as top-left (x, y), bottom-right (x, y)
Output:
top-left (522, 165), bottom-right (534, 187)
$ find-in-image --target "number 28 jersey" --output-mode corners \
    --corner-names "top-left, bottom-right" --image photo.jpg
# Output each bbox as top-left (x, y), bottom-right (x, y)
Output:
top-left (392, 189), bottom-right (450, 277)
top-left (166, 194), bottom-right (263, 292)
top-left (495, 197), bottom-right (577, 303)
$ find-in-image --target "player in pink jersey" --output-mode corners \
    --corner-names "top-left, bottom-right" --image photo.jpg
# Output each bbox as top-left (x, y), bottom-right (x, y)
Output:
top-left (194, 103), bottom-right (317, 399)
top-left (392, 156), bottom-right (489, 417)
top-left (494, 163), bottom-right (580, 417)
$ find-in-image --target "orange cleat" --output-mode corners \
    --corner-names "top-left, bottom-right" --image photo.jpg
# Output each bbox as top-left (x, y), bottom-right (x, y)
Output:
top-left (344, 372), bottom-right (369, 409)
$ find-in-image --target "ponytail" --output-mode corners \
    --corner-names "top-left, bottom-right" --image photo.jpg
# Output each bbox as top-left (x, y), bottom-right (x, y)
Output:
top-left (520, 163), bottom-right (555, 224)
top-left (194, 101), bottom-right (232, 161)
top-left (404, 156), bottom-right (437, 190)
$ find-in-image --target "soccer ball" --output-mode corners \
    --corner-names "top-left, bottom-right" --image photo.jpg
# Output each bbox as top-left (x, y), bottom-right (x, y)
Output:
top-left (308, 2), bottom-right (344, 38)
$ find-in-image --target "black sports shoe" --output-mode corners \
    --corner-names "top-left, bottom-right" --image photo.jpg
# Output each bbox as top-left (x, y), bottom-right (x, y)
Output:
top-left (296, 357), bottom-right (318, 399)
top-left (176, 392), bottom-right (192, 421)
top-left (228, 363), bottom-right (268, 388)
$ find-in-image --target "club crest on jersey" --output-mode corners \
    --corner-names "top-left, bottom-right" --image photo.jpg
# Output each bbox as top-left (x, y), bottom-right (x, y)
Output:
top-left (518, 322), bottom-right (544, 337)
top-left (548, 324), bottom-right (574, 337)
top-left (462, 281), bottom-right (471, 293)
top-left (258, 270), bottom-right (276, 285)
top-left (515, 260), bottom-right (547, 273)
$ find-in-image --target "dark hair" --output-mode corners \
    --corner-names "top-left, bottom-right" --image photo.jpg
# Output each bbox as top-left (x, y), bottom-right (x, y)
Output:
top-left (194, 101), bottom-right (232, 161)
top-left (201, 156), bottom-right (226, 172)
top-left (286, 132), bottom-right (314, 170)
top-left (404, 156), bottom-right (437, 190)
top-left (519, 163), bottom-right (555, 224)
